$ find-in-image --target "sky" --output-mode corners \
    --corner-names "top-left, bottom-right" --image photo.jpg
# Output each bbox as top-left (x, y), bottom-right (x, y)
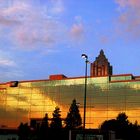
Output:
top-left (0, 0), bottom-right (140, 82)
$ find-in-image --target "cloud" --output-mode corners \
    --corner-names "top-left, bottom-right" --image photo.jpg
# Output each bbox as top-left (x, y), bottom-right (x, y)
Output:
top-left (100, 35), bottom-right (109, 44)
top-left (116, 0), bottom-right (140, 8)
top-left (13, 19), bottom-right (62, 48)
top-left (0, 0), bottom-right (86, 51)
top-left (49, 0), bottom-right (65, 14)
top-left (0, 15), bottom-right (20, 26)
top-left (0, 0), bottom-right (67, 50)
top-left (70, 22), bottom-right (85, 42)
top-left (0, 59), bottom-right (16, 67)
top-left (115, 0), bottom-right (140, 40)
top-left (0, 51), bottom-right (16, 67)
top-left (0, 50), bottom-right (24, 82)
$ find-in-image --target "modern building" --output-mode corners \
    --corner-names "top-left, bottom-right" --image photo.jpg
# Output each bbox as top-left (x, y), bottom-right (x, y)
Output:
top-left (0, 50), bottom-right (140, 129)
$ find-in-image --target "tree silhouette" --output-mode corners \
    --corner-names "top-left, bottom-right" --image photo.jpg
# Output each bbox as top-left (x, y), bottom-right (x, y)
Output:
top-left (18, 122), bottom-right (30, 140)
top-left (65, 99), bottom-right (82, 129)
top-left (50, 106), bottom-right (62, 129)
top-left (116, 112), bottom-right (130, 139)
top-left (100, 112), bottom-right (140, 140)
top-left (38, 113), bottom-right (49, 140)
top-left (116, 112), bottom-right (129, 126)
top-left (40, 113), bottom-right (49, 130)
top-left (100, 119), bottom-right (118, 131)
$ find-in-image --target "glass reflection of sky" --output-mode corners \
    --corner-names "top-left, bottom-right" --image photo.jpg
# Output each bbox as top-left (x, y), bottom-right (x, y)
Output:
top-left (0, 76), bottom-right (140, 128)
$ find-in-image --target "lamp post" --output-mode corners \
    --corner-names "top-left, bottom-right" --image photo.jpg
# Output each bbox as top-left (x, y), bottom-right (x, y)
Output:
top-left (81, 54), bottom-right (89, 130)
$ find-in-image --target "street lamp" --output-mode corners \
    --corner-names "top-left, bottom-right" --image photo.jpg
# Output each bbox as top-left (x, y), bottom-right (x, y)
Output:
top-left (81, 54), bottom-right (89, 130)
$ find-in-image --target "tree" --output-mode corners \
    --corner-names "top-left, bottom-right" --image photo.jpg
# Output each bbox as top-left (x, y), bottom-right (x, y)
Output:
top-left (18, 122), bottom-right (30, 140)
top-left (50, 106), bottom-right (62, 129)
top-left (40, 113), bottom-right (49, 130)
top-left (65, 99), bottom-right (82, 129)
top-left (116, 112), bottom-right (130, 139)
top-left (100, 119), bottom-right (118, 131)
top-left (38, 113), bottom-right (49, 140)
top-left (100, 112), bottom-right (140, 140)
top-left (116, 112), bottom-right (129, 126)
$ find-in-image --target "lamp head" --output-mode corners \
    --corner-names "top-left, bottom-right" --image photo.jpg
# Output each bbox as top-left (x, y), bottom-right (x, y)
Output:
top-left (81, 54), bottom-right (88, 59)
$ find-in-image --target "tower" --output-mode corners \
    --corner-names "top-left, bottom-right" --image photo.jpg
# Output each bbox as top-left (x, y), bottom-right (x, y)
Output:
top-left (90, 50), bottom-right (113, 77)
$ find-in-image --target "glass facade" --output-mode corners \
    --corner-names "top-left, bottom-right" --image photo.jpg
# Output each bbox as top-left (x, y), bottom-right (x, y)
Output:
top-left (0, 74), bottom-right (140, 128)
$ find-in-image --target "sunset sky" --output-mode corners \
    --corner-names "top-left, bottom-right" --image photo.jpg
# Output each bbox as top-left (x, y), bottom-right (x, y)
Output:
top-left (0, 0), bottom-right (140, 82)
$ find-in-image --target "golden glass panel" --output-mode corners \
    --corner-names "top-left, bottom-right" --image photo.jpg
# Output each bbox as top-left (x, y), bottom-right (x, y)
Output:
top-left (30, 111), bottom-right (44, 118)
top-left (1, 77), bottom-right (140, 128)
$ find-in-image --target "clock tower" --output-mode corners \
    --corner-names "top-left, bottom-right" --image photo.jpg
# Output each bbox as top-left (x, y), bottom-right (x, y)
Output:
top-left (90, 50), bottom-right (113, 77)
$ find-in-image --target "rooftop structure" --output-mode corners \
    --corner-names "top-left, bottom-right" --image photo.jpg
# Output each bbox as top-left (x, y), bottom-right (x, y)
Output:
top-left (90, 50), bottom-right (112, 77)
